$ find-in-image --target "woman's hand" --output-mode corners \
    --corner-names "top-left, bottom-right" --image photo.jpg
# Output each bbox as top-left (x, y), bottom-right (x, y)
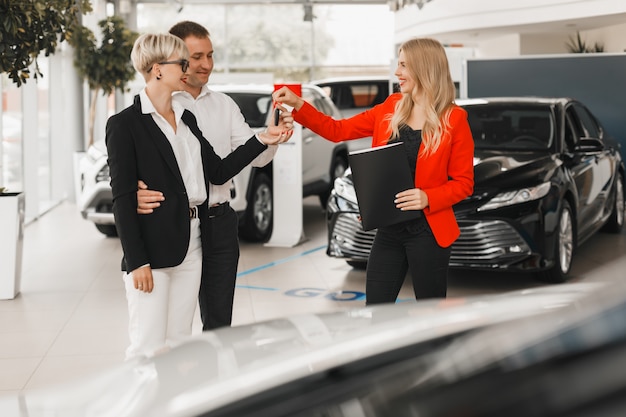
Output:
top-left (132, 265), bottom-right (154, 293)
top-left (258, 109), bottom-right (295, 145)
top-left (395, 188), bottom-right (429, 211)
top-left (257, 129), bottom-right (294, 145)
top-left (266, 108), bottom-right (294, 137)
top-left (272, 86), bottom-right (305, 111)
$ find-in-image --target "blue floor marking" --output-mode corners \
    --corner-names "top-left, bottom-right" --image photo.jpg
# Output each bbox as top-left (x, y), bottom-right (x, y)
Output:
top-left (235, 245), bottom-right (327, 291)
top-left (236, 245), bottom-right (326, 278)
top-left (236, 285), bottom-right (279, 291)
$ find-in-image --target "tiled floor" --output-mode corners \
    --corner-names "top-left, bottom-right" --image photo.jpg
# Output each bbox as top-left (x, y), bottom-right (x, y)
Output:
top-left (1, 197), bottom-right (625, 395)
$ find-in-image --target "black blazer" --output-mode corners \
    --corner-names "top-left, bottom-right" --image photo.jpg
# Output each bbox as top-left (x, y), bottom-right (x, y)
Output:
top-left (106, 95), bottom-right (267, 272)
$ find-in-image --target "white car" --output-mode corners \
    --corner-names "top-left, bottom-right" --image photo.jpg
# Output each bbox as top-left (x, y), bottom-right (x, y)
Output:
top-left (76, 84), bottom-right (369, 241)
top-left (1, 282), bottom-right (619, 417)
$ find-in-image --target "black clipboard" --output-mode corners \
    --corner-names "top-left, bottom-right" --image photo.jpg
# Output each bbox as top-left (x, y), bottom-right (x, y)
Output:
top-left (348, 142), bottom-right (420, 231)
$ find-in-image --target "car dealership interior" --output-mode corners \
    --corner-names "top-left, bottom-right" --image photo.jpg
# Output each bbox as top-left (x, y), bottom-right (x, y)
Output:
top-left (2, 1), bottom-right (626, 415)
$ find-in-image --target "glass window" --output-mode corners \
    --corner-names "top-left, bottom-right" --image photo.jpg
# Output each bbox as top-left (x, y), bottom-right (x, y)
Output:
top-left (37, 57), bottom-right (52, 210)
top-left (1, 74), bottom-right (23, 193)
top-left (572, 103), bottom-right (601, 139)
top-left (466, 104), bottom-right (553, 151)
top-left (223, 92), bottom-right (271, 128)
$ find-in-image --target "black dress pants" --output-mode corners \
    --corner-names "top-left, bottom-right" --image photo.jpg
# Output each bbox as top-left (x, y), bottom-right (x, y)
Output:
top-left (199, 206), bottom-right (240, 330)
top-left (365, 216), bottom-right (451, 305)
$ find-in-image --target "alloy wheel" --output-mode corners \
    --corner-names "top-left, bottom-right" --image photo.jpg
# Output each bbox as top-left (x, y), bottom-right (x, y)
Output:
top-left (558, 206), bottom-right (574, 274)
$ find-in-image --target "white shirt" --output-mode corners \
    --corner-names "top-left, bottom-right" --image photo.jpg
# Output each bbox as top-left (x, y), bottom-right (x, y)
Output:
top-left (139, 89), bottom-right (207, 207)
top-left (173, 85), bottom-right (277, 205)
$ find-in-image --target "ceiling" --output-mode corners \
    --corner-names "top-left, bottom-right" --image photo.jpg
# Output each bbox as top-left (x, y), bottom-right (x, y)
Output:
top-left (440, 14), bottom-right (626, 44)
top-left (126, 0), bottom-right (626, 46)
top-left (136, 0), bottom-right (389, 4)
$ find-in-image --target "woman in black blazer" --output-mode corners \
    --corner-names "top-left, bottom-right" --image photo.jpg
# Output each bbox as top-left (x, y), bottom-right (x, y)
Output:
top-left (106, 33), bottom-right (291, 360)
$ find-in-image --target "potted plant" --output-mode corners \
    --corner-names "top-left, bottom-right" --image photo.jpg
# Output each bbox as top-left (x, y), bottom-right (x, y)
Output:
top-left (67, 16), bottom-right (138, 147)
top-left (0, 0), bottom-right (91, 86)
top-left (566, 31), bottom-right (604, 53)
top-left (1, 1), bottom-right (92, 299)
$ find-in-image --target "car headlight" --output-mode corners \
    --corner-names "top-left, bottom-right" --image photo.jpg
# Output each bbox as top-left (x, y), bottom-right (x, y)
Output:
top-left (478, 182), bottom-right (551, 211)
top-left (334, 176), bottom-right (358, 205)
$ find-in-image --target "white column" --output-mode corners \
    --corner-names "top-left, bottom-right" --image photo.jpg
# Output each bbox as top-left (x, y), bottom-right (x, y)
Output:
top-left (50, 44), bottom-right (85, 203)
top-left (21, 78), bottom-right (39, 220)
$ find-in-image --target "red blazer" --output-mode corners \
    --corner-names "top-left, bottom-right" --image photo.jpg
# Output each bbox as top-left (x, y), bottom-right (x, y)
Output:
top-left (294, 93), bottom-right (474, 247)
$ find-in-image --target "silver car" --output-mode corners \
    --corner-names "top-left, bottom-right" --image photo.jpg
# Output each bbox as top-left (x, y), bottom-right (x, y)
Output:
top-left (1, 282), bottom-right (619, 417)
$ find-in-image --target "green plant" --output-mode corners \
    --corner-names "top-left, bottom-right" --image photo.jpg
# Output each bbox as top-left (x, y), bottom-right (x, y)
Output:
top-left (566, 31), bottom-right (604, 53)
top-left (66, 16), bottom-right (138, 146)
top-left (0, 0), bottom-right (91, 86)
top-left (0, 186), bottom-right (6, 194)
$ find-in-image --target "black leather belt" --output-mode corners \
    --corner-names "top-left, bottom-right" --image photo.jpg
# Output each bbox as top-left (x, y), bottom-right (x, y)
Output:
top-left (209, 202), bottom-right (229, 218)
top-left (189, 206), bottom-right (199, 219)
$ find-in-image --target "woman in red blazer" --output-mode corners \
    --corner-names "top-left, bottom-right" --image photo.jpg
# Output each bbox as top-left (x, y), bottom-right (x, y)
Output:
top-left (274, 38), bottom-right (474, 304)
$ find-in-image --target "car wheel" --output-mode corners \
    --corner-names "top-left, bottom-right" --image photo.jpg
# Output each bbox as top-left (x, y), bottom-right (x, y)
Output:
top-left (601, 172), bottom-right (624, 233)
top-left (95, 224), bottom-right (118, 237)
top-left (539, 200), bottom-right (574, 283)
top-left (240, 172), bottom-right (273, 242)
top-left (319, 155), bottom-right (348, 209)
top-left (347, 260), bottom-right (367, 270)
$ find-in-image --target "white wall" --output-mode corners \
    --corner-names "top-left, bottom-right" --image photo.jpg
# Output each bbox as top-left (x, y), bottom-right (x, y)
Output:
top-left (394, 0), bottom-right (626, 57)
top-left (475, 34), bottom-right (521, 58)
top-left (584, 22), bottom-right (626, 52)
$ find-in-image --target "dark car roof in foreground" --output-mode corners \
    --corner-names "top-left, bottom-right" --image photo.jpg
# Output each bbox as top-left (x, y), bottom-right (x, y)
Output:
top-left (0, 283), bottom-right (607, 417)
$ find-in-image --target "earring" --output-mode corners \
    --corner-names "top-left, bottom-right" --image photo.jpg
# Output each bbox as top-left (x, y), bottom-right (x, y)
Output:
top-left (156, 74), bottom-right (162, 80)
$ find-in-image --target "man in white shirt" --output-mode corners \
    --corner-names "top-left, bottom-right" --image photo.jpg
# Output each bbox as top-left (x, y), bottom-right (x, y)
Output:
top-left (137, 21), bottom-right (279, 330)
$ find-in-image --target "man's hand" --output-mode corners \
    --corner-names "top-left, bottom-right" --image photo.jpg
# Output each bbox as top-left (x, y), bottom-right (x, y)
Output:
top-left (137, 180), bottom-right (164, 214)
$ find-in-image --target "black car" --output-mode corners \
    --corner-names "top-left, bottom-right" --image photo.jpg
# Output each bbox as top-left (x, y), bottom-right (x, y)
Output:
top-left (326, 97), bottom-right (625, 282)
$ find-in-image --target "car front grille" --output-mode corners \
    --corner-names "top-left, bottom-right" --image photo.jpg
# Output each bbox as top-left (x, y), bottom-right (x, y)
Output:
top-left (451, 220), bottom-right (531, 267)
top-left (328, 215), bottom-right (531, 267)
top-left (328, 213), bottom-right (376, 261)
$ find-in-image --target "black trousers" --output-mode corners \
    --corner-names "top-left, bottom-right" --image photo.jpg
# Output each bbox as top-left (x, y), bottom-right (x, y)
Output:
top-left (199, 206), bottom-right (240, 330)
top-left (365, 217), bottom-right (451, 305)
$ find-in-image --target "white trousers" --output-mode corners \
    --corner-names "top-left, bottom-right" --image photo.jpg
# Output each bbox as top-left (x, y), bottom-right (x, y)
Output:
top-left (123, 218), bottom-right (202, 361)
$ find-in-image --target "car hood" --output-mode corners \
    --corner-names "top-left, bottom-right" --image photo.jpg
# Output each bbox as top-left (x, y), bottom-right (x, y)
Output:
top-left (452, 149), bottom-right (561, 212)
top-left (472, 149), bottom-right (558, 189)
top-left (0, 283), bottom-right (601, 417)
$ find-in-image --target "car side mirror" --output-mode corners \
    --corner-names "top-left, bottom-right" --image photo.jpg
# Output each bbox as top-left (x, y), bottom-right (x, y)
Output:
top-left (574, 137), bottom-right (604, 152)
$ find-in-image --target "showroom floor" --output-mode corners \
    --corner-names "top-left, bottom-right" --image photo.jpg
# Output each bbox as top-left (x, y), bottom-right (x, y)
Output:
top-left (1, 197), bottom-right (625, 395)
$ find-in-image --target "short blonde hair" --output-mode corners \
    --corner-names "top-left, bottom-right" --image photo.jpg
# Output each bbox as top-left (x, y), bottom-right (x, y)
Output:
top-left (131, 33), bottom-right (189, 79)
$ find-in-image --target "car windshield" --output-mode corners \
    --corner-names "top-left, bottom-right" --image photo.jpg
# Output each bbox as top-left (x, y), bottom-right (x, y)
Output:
top-left (222, 92), bottom-right (272, 128)
top-left (466, 104), bottom-right (554, 151)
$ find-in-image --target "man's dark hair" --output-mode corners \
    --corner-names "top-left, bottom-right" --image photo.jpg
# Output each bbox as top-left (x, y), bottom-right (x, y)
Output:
top-left (169, 21), bottom-right (210, 40)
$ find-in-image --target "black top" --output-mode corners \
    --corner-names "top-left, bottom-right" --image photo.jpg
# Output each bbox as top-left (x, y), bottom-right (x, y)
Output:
top-left (384, 126), bottom-right (427, 233)
top-left (389, 125), bottom-right (422, 178)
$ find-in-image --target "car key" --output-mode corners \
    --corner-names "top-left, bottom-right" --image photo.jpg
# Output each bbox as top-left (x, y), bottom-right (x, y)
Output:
top-left (274, 108), bottom-right (281, 126)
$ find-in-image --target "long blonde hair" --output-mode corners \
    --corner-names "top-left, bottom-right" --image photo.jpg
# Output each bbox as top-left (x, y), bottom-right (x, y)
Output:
top-left (389, 38), bottom-right (456, 157)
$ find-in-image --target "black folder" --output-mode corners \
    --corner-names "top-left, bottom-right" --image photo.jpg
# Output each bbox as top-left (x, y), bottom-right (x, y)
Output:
top-left (348, 142), bottom-right (421, 231)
